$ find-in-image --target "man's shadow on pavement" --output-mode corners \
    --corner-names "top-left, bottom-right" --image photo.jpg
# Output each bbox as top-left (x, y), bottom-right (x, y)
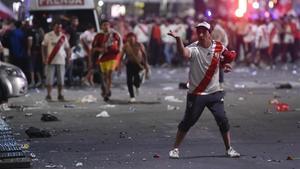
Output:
top-left (106, 99), bottom-right (161, 105)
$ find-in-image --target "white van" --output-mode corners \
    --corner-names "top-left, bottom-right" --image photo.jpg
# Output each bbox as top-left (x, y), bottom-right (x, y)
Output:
top-left (29, 0), bottom-right (100, 32)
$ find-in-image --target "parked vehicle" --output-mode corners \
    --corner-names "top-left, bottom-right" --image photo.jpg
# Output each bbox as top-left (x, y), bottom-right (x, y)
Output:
top-left (0, 61), bottom-right (28, 103)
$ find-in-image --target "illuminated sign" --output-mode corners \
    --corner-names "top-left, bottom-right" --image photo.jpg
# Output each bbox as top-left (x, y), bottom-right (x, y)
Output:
top-left (38, 0), bottom-right (84, 6)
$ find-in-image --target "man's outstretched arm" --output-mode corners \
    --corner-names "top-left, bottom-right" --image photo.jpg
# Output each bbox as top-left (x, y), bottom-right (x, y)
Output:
top-left (168, 30), bottom-right (190, 59)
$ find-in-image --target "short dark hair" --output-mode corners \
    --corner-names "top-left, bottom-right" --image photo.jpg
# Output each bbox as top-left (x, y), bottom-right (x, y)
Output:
top-left (126, 32), bottom-right (136, 39)
top-left (51, 20), bottom-right (61, 27)
top-left (100, 19), bottom-right (110, 25)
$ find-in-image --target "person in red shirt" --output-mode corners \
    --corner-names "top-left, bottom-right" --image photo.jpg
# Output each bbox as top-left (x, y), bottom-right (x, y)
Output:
top-left (148, 18), bottom-right (163, 66)
top-left (92, 19), bottom-right (122, 101)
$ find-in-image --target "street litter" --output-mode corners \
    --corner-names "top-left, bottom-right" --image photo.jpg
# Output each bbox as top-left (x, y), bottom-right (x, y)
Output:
top-left (64, 104), bottom-right (76, 108)
top-left (267, 159), bottom-right (281, 163)
top-left (0, 103), bottom-right (11, 111)
top-left (251, 71), bottom-right (257, 76)
top-left (25, 113), bottom-right (33, 117)
top-left (153, 154), bottom-right (160, 158)
top-left (129, 106), bottom-right (136, 112)
top-left (21, 144), bottom-right (30, 150)
top-left (234, 84), bottom-right (246, 89)
top-left (29, 152), bottom-right (36, 158)
top-left (275, 83), bottom-right (292, 89)
top-left (45, 164), bottom-right (57, 168)
top-left (119, 132), bottom-right (127, 138)
top-left (81, 95), bottom-right (97, 103)
top-left (41, 114), bottom-right (59, 122)
top-left (99, 104), bottom-right (116, 109)
top-left (275, 103), bottom-right (289, 112)
top-left (164, 96), bottom-right (183, 103)
top-left (292, 70), bottom-right (297, 75)
top-left (238, 97), bottom-right (245, 101)
top-left (75, 162), bottom-right (83, 167)
top-left (45, 164), bottom-right (64, 168)
top-left (163, 86), bottom-right (175, 91)
top-left (268, 98), bottom-right (290, 112)
top-left (96, 111), bottom-right (110, 118)
top-left (35, 100), bottom-right (48, 106)
top-left (25, 127), bottom-right (51, 138)
top-left (167, 105), bottom-right (180, 111)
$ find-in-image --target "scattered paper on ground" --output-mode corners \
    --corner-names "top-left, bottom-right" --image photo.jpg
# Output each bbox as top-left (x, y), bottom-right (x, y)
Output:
top-left (164, 96), bottom-right (183, 103)
top-left (167, 105), bottom-right (180, 111)
top-left (96, 111), bottom-right (110, 118)
top-left (163, 87), bottom-right (175, 91)
top-left (81, 95), bottom-right (97, 103)
top-left (99, 104), bottom-right (116, 109)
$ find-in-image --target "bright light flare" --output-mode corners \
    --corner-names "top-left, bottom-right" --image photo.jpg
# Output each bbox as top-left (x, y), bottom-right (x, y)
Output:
top-left (207, 10), bottom-right (212, 17)
top-left (235, 0), bottom-right (247, 18)
top-left (268, 1), bottom-right (274, 8)
top-left (253, 2), bottom-right (260, 9)
top-left (98, 0), bottom-right (104, 7)
top-left (238, 0), bottom-right (247, 13)
top-left (235, 9), bottom-right (244, 18)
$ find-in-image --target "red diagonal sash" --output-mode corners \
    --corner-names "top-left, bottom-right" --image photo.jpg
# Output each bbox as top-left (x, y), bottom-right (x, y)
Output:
top-left (139, 25), bottom-right (148, 36)
top-left (193, 41), bottom-right (223, 94)
top-left (47, 35), bottom-right (66, 64)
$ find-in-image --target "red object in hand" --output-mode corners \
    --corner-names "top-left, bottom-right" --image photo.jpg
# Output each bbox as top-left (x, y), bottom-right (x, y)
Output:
top-left (222, 50), bottom-right (237, 63)
top-left (276, 103), bottom-right (289, 112)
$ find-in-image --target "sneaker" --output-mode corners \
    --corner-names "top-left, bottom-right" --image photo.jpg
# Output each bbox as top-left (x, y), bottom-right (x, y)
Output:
top-left (45, 95), bottom-right (52, 101)
top-left (226, 147), bottom-right (240, 158)
top-left (169, 148), bottom-right (179, 159)
top-left (129, 97), bottom-right (136, 103)
top-left (58, 95), bottom-right (66, 102)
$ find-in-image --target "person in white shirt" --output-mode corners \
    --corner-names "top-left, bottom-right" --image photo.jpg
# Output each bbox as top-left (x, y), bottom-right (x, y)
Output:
top-left (167, 21), bottom-right (240, 159)
top-left (80, 24), bottom-right (96, 86)
top-left (161, 19), bottom-right (176, 66)
top-left (255, 20), bottom-right (270, 68)
top-left (282, 16), bottom-right (297, 64)
top-left (268, 20), bottom-right (282, 66)
top-left (243, 20), bottom-right (258, 66)
top-left (133, 18), bottom-right (149, 50)
top-left (42, 21), bottom-right (71, 101)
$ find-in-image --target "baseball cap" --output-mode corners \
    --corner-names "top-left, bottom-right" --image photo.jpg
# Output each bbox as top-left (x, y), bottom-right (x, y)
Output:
top-left (195, 21), bottom-right (211, 30)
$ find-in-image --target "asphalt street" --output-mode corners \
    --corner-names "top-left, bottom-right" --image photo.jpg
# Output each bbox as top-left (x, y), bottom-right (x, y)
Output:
top-left (1, 66), bottom-right (300, 169)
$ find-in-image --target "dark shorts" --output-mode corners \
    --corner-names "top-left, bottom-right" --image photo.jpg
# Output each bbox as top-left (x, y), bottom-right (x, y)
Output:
top-left (178, 91), bottom-right (230, 134)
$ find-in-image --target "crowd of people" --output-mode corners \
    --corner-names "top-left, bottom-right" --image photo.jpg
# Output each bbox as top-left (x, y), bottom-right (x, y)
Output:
top-left (0, 14), bottom-right (300, 101)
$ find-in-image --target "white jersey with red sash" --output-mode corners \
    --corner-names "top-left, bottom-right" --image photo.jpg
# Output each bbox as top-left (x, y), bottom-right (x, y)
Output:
top-left (187, 40), bottom-right (226, 95)
top-left (42, 31), bottom-right (70, 65)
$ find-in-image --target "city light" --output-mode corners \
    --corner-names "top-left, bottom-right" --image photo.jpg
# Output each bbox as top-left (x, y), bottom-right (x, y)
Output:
top-left (253, 2), bottom-right (260, 9)
top-left (235, 9), bottom-right (244, 17)
top-left (98, 0), bottom-right (104, 7)
top-left (111, 4), bottom-right (126, 18)
top-left (206, 10), bottom-right (212, 17)
top-left (235, 0), bottom-right (247, 18)
top-left (264, 11), bottom-right (270, 18)
top-left (268, 1), bottom-right (274, 8)
top-left (238, 0), bottom-right (247, 13)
